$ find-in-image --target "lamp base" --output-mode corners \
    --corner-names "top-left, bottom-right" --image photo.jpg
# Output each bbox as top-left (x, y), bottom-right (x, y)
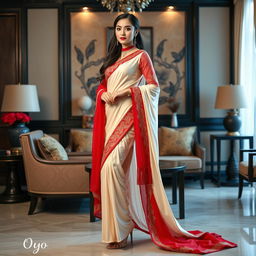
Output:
top-left (223, 111), bottom-right (241, 136)
top-left (226, 131), bottom-right (240, 136)
top-left (8, 123), bottom-right (29, 148)
top-left (10, 147), bottom-right (22, 155)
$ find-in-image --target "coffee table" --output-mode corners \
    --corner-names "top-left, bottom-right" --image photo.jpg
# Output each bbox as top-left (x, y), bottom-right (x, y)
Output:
top-left (84, 163), bottom-right (96, 222)
top-left (159, 160), bottom-right (186, 219)
top-left (85, 160), bottom-right (186, 219)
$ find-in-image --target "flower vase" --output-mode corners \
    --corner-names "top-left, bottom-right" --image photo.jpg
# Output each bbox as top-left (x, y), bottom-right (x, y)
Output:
top-left (8, 123), bottom-right (30, 152)
top-left (82, 114), bottom-right (94, 129)
top-left (171, 112), bottom-right (178, 128)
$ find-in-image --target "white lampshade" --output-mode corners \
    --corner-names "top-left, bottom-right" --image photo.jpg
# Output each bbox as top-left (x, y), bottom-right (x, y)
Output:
top-left (1, 84), bottom-right (40, 112)
top-left (215, 84), bottom-right (247, 109)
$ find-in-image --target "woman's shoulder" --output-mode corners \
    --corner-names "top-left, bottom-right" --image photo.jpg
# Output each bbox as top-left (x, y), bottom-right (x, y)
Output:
top-left (137, 48), bottom-right (147, 54)
top-left (138, 49), bottom-right (152, 63)
top-left (131, 48), bottom-right (144, 56)
top-left (136, 49), bottom-right (149, 61)
top-left (138, 49), bottom-right (151, 58)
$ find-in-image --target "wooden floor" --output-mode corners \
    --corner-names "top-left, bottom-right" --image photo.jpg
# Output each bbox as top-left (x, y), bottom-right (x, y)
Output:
top-left (0, 180), bottom-right (255, 256)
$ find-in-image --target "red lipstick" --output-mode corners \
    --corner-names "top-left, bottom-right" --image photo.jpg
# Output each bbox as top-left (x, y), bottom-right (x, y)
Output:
top-left (120, 37), bottom-right (126, 40)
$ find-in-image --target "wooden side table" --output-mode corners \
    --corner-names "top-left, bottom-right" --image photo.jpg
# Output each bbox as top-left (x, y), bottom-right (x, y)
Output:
top-left (210, 134), bottom-right (253, 186)
top-left (0, 154), bottom-right (29, 203)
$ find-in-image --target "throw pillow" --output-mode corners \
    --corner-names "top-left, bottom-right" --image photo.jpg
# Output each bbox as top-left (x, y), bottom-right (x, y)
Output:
top-left (70, 130), bottom-right (92, 153)
top-left (159, 126), bottom-right (196, 156)
top-left (37, 134), bottom-right (68, 160)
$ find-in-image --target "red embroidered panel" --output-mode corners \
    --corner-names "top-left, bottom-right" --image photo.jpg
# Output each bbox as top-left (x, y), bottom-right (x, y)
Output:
top-left (139, 51), bottom-right (159, 87)
top-left (131, 87), bottom-right (152, 185)
top-left (101, 107), bottom-right (134, 167)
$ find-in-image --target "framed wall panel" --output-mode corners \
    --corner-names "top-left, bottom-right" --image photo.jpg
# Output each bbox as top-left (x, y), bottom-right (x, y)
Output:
top-left (66, 9), bottom-right (193, 122)
top-left (0, 12), bottom-right (21, 109)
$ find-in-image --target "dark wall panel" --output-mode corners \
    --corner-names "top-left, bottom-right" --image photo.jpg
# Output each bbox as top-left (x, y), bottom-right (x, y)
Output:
top-left (0, 11), bottom-right (21, 148)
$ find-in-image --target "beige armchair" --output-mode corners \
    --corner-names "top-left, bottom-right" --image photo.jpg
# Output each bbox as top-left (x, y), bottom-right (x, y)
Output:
top-left (158, 126), bottom-right (206, 189)
top-left (238, 149), bottom-right (256, 199)
top-left (20, 130), bottom-right (94, 221)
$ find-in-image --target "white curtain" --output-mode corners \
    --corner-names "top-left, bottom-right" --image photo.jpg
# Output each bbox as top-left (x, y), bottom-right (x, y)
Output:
top-left (255, 0), bottom-right (256, 40)
top-left (234, 0), bottom-right (256, 145)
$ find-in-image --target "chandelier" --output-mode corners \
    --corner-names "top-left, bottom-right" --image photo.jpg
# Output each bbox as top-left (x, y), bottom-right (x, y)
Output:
top-left (97, 0), bottom-right (154, 12)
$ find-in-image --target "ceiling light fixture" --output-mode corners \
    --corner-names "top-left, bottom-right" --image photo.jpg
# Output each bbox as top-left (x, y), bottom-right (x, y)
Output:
top-left (97, 0), bottom-right (154, 12)
top-left (168, 6), bottom-right (175, 10)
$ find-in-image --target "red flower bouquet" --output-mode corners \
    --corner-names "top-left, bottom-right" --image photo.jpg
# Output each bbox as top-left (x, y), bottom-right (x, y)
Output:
top-left (0, 113), bottom-right (31, 126)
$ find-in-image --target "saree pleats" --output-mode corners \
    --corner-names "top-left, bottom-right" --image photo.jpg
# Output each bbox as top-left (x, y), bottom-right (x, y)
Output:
top-left (101, 127), bottom-right (135, 243)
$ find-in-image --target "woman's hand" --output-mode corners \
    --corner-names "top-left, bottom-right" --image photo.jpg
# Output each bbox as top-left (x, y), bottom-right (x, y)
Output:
top-left (101, 92), bottom-right (114, 104)
top-left (112, 89), bottom-right (131, 102)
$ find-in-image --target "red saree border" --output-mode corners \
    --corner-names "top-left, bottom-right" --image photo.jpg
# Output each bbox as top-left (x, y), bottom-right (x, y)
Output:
top-left (142, 186), bottom-right (237, 254)
top-left (131, 87), bottom-right (152, 185)
top-left (101, 107), bottom-right (134, 168)
top-left (105, 50), bottom-right (144, 80)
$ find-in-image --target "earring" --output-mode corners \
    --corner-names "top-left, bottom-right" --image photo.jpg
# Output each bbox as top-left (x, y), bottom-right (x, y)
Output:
top-left (116, 40), bottom-right (119, 46)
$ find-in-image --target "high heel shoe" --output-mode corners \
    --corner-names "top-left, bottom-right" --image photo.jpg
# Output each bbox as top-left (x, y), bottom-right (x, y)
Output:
top-left (130, 231), bottom-right (133, 246)
top-left (106, 231), bottom-right (133, 249)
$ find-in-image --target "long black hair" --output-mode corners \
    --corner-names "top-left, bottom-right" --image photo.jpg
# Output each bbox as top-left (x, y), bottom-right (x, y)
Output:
top-left (99, 13), bottom-right (144, 81)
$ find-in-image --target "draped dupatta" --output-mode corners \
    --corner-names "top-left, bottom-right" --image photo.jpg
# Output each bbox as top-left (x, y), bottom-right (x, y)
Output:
top-left (90, 50), bottom-right (237, 254)
top-left (91, 79), bottom-right (107, 217)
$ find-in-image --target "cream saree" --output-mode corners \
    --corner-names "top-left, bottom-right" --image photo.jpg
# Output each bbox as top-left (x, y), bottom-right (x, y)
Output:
top-left (91, 49), bottom-right (237, 254)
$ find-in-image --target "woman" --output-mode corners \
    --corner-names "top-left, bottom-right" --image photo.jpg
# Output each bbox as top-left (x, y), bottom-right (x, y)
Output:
top-left (91, 13), bottom-right (237, 253)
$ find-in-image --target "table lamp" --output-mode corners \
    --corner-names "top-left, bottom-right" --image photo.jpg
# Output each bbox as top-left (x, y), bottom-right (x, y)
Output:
top-left (1, 84), bottom-right (40, 153)
top-left (215, 84), bottom-right (247, 136)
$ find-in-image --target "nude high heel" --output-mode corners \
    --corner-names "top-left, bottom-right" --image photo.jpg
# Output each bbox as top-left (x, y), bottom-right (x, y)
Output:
top-left (106, 231), bottom-right (133, 249)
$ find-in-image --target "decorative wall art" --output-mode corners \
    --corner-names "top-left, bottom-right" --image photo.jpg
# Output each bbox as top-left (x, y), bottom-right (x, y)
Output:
top-left (70, 12), bottom-right (117, 116)
top-left (70, 11), bottom-right (187, 116)
top-left (155, 42), bottom-right (185, 113)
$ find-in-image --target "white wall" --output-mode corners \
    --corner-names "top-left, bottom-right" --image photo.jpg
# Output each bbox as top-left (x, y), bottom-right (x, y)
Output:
top-left (199, 7), bottom-right (231, 164)
top-left (199, 7), bottom-right (230, 118)
top-left (27, 9), bottom-right (59, 120)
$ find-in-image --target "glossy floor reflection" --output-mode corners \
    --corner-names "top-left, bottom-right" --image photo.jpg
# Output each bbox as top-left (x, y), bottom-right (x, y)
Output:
top-left (0, 181), bottom-right (255, 256)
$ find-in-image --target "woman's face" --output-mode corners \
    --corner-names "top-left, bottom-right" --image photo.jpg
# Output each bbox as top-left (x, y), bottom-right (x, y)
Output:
top-left (115, 18), bottom-right (137, 47)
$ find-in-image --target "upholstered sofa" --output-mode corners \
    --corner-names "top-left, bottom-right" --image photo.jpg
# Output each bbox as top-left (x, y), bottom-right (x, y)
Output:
top-left (66, 126), bottom-right (206, 189)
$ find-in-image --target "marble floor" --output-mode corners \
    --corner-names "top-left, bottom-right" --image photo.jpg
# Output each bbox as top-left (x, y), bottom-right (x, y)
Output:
top-left (0, 180), bottom-right (255, 256)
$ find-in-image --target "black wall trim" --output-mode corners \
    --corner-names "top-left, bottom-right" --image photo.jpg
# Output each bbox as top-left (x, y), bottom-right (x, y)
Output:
top-left (0, 0), bottom-right (233, 145)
